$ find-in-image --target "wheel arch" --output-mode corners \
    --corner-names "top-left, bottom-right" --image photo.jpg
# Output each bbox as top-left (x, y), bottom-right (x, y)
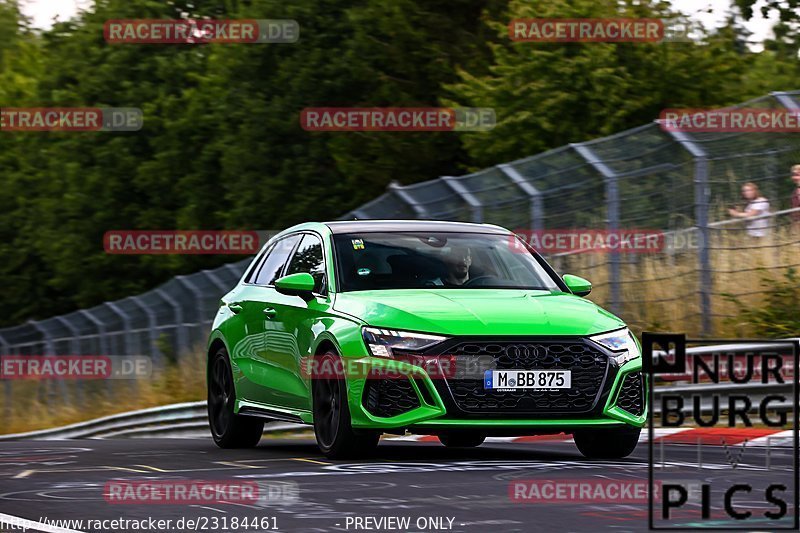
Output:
top-left (314, 337), bottom-right (339, 356)
top-left (207, 334), bottom-right (229, 380)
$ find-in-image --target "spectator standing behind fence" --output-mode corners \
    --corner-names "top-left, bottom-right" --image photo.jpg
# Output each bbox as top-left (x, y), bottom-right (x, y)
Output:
top-left (792, 165), bottom-right (800, 231)
top-left (728, 182), bottom-right (771, 238)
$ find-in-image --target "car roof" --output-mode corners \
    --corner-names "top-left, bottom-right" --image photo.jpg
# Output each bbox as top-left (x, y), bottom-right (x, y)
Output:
top-left (323, 220), bottom-right (511, 235)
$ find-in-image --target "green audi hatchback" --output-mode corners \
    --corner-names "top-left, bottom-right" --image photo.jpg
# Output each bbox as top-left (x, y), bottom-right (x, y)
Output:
top-left (207, 220), bottom-right (646, 458)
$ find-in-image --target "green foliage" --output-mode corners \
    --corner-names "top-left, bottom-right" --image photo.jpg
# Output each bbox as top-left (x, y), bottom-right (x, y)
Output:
top-left (445, 0), bottom-right (779, 167)
top-left (0, 0), bottom-right (502, 325)
top-left (723, 268), bottom-right (800, 337)
top-left (0, 0), bottom-right (798, 326)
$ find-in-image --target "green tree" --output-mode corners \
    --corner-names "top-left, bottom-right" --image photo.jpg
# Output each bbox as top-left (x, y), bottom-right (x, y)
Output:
top-left (0, 0), bottom-right (505, 325)
top-left (447, 0), bottom-right (757, 167)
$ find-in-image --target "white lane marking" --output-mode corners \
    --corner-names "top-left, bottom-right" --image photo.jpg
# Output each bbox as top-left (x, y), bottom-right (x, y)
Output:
top-left (189, 504), bottom-right (227, 513)
top-left (385, 428), bottom-right (789, 445)
top-left (0, 512), bottom-right (86, 533)
top-left (13, 469), bottom-right (35, 479)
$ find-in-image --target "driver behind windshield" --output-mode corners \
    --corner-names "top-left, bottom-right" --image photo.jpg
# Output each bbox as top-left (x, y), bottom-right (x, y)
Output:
top-left (429, 245), bottom-right (472, 286)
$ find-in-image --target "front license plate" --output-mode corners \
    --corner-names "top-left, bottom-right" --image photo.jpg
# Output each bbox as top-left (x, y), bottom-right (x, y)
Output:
top-left (483, 370), bottom-right (571, 390)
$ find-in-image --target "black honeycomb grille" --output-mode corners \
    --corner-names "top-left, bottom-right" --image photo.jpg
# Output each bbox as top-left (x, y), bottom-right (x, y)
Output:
top-left (616, 372), bottom-right (644, 416)
top-left (440, 340), bottom-right (609, 415)
top-left (362, 377), bottom-right (420, 418)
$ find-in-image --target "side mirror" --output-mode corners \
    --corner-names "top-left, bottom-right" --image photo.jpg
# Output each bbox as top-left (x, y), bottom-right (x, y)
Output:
top-left (563, 274), bottom-right (592, 297)
top-left (275, 272), bottom-right (316, 301)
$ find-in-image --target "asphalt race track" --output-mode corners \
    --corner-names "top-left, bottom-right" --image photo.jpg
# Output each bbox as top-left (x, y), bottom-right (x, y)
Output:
top-left (0, 436), bottom-right (795, 532)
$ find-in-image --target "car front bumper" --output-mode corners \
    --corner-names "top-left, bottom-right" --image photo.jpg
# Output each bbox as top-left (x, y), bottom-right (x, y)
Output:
top-left (344, 353), bottom-right (647, 432)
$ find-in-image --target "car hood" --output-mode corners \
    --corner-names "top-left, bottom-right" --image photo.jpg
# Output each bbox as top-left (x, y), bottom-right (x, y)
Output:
top-left (333, 289), bottom-right (624, 337)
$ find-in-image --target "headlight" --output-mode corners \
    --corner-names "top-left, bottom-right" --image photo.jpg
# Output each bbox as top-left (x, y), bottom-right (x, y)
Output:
top-left (362, 327), bottom-right (447, 358)
top-left (590, 328), bottom-right (641, 366)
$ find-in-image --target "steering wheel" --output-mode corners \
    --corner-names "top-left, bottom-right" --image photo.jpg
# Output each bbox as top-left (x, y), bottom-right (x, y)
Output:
top-left (463, 275), bottom-right (495, 287)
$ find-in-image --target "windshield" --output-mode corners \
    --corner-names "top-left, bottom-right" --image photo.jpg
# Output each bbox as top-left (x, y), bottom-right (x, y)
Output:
top-left (333, 231), bottom-right (561, 292)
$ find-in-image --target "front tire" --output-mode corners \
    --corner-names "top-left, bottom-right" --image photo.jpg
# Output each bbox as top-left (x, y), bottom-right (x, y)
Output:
top-left (312, 351), bottom-right (380, 459)
top-left (208, 347), bottom-right (264, 448)
top-left (573, 426), bottom-right (641, 459)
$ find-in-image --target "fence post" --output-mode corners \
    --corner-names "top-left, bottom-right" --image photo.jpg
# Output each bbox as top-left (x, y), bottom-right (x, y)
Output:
top-left (79, 310), bottom-right (110, 357)
top-left (225, 263), bottom-right (246, 282)
top-left (175, 275), bottom-right (207, 354)
top-left (156, 288), bottom-right (186, 359)
top-left (79, 309), bottom-right (113, 393)
top-left (28, 320), bottom-right (63, 409)
top-left (771, 91), bottom-right (800, 110)
top-left (388, 181), bottom-right (430, 218)
top-left (54, 315), bottom-right (86, 404)
top-left (105, 301), bottom-right (133, 356)
top-left (441, 176), bottom-right (483, 223)
top-left (497, 163), bottom-right (544, 231)
top-left (571, 143), bottom-right (622, 316)
top-left (202, 269), bottom-right (231, 293)
top-left (667, 129), bottom-right (712, 336)
top-left (127, 295), bottom-right (162, 364)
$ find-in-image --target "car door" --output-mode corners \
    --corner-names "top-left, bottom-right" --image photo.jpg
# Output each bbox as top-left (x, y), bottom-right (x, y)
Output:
top-left (230, 234), bottom-right (301, 404)
top-left (262, 232), bottom-right (330, 411)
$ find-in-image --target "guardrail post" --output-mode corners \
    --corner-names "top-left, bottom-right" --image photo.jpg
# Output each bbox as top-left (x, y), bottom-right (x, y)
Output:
top-left (497, 163), bottom-right (544, 231)
top-left (441, 176), bottom-right (483, 223)
top-left (571, 143), bottom-right (622, 315)
top-left (666, 129), bottom-right (712, 336)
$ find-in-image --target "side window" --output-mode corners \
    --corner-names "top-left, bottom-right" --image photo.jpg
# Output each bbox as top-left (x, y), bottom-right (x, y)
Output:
top-left (285, 234), bottom-right (326, 294)
top-left (253, 235), bottom-right (301, 286)
top-left (243, 244), bottom-right (273, 284)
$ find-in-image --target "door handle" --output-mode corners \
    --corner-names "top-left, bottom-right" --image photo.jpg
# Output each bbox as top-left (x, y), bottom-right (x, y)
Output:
top-left (263, 307), bottom-right (277, 320)
top-left (228, 303), bottom-right (243, 314)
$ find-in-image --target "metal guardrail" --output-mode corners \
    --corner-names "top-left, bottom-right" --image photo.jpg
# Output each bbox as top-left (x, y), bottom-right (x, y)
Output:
top-left (0, 401), bottom-right (302, 441)
top-left (1, 341), bottom-right (795, 440)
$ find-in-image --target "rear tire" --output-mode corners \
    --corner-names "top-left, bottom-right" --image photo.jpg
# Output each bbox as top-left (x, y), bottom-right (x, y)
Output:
top-left (438, 432), bottom-right (486, 448)
top-left (208, 347), bottom-right (264, 449)
top-left (573, 426), bottom-right (641, 459)
top-left (312, 351), bottom-right (380, 459)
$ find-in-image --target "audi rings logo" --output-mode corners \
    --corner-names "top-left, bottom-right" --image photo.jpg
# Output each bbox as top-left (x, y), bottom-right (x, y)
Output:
top-left (507, 344), bottom-right (544, 366)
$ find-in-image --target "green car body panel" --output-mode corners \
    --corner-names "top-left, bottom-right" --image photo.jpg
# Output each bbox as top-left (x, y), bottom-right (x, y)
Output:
top-left (207, 221), bottom-right (647, 436)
